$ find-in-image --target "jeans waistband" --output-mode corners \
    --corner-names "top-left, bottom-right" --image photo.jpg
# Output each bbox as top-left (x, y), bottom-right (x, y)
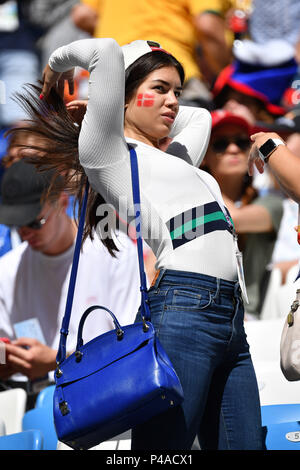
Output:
top-left (152, 269), bottom-right (241, 298)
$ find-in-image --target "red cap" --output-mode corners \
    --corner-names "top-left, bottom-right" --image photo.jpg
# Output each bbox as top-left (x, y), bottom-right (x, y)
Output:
top-left (211, 110), bottom-right (252, 135)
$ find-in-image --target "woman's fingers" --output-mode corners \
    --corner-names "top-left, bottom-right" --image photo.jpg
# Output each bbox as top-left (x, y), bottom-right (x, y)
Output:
top-left (40, 65), bottom-right (75, 100)
top-left (67, 76), bottom-right (75, 95)
top-left (41, 64), bottom-right (61, 99)
top-left (66, 100), bottom-right (88, 124)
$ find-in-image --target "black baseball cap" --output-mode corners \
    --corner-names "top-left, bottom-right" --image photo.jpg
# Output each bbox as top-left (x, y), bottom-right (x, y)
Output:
top-left (0, 159), bottom-right (60, 227)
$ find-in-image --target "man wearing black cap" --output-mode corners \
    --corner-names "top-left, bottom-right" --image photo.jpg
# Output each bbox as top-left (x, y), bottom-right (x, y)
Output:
top-left (0, 159), bottom-right (140, 403)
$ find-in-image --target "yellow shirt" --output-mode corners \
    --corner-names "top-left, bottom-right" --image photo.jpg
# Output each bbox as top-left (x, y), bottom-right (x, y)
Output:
top-left (81, 0), bottom-right (223, 81)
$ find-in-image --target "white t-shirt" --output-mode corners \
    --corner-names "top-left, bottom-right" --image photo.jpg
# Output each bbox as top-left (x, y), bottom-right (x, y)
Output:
top-left (271, 198), bottom-right (300, 264)
top-left (49, 38), bottom-right (237, 281)
top-left (0, 232), bottom-right (140, 354)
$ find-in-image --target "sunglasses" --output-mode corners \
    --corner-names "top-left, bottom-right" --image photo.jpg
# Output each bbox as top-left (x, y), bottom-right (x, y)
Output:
top-left (212, 136), bottom-right (250, 154)
top-left (12, 208), bottom-right (53, 230)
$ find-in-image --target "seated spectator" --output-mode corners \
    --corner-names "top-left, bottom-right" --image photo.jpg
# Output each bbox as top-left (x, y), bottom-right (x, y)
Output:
top-left (212, 40), bottom-right (298, 124)
top-left (201, 110), bottom-right (284, 318)
top-left (0, 159), bottom-right (140, 407)
top-left (0, 126), bottom-right (78, 257)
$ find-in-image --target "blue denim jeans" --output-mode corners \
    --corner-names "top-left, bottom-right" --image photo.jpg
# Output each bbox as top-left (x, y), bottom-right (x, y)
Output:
top-left (131, 269), bottom-right (264, 450)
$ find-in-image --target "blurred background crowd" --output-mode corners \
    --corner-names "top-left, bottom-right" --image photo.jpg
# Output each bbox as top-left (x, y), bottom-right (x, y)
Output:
top-left (0, 0), bottom-right (300, 396)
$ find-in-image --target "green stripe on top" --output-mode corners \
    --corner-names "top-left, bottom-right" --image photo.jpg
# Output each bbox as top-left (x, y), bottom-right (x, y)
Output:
top-left (170, 210), bottom-right (227, 240)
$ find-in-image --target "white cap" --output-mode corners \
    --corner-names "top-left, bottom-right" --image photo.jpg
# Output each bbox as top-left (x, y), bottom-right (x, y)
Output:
top-left (121, 40), bottom-right (167, 70)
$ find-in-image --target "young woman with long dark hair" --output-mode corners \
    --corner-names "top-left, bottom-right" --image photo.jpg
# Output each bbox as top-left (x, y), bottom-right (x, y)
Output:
top-left (9, 38), bottom-right (263, 450)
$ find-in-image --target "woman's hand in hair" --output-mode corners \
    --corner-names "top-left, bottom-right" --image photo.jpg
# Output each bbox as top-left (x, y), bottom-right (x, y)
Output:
top-left (66, 100), bottom-right (88, 125)
top-left (41, 64), bottom-right (75, 100)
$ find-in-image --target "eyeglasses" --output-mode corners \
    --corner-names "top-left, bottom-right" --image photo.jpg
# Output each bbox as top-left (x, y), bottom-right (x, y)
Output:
top-left (212, 136), bottom-right (250, 154)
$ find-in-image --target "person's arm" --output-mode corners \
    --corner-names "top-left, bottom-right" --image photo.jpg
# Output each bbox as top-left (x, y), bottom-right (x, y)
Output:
top-left (194, 11), bottom-right (231, 76)
top-left (42, 38), bottom-right (129, 186)
top-left (249, 132), bottom-right (300, 203)
top-left (295, 35), bottom-right (300, 64)
top-left (71, 3), bottom-right (99, 35)
top-left (224, 196), bottom-right (275, 233)
top-left (168, 106), bottom-right (212, 167)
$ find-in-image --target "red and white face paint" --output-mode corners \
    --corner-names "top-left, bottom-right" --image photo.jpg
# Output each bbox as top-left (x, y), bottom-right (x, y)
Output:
top-left (124, 66), bottom-right (181, 145)
top-left (137, 93), bottom-right (155, 107)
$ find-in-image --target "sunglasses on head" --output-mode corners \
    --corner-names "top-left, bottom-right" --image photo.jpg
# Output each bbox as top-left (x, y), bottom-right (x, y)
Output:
top-left (212, 136), bottom-right (250, 154)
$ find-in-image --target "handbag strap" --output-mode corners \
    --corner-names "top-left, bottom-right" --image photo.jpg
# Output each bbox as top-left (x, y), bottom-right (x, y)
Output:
top-left (56, 145), bottom-right (150, 366)
top-left (56, 181), bottom-right (90, 366)
top-left (128, 144), bottom-right (151, 322)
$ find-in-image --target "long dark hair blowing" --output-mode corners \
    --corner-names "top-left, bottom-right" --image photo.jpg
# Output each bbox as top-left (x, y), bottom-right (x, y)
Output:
top-left (7, 50), bottom-right (184, 256)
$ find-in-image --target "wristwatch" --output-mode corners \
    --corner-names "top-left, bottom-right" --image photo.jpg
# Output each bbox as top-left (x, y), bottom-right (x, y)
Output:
top-left (258, 138), bottom-right (285, 163)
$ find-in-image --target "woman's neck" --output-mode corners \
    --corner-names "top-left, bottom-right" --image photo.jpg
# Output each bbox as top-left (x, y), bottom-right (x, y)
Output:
top-left (124, 127), bottom-right (158, 148)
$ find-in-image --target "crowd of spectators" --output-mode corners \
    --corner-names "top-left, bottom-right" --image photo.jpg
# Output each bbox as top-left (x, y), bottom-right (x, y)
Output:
top-left (0, 0), bottom-right (300, 404)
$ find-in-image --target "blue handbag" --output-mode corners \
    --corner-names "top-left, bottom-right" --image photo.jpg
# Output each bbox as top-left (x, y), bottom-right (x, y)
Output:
top-left (53, 145), bottom-right (184, 450)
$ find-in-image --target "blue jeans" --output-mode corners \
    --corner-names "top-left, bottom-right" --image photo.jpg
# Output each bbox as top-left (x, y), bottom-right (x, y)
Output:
top-left (131, 269), bottom-right (263, 450)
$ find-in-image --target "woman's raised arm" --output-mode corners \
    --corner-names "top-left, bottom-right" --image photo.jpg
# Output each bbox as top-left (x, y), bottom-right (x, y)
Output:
top-left (42, 38), bottom-right (129, 173)
top-left (167, 106), bottom-right (212, 167)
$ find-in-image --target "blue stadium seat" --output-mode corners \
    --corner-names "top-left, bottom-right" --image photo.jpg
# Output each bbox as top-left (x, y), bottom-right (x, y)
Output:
top-left (22, 385), bottom-right (58, 450)
top-left (261, 403), bottom-right (300, 425)
top-left (263, 421), bottom-right (300, 450)
top-left (22, 406), bottom-right (58, 450)
top-left (35, 385), bottom-right (55, 409)
top-left (261, 403), bottom-right (300, 450)
top-left (0, 430), bottom-right (43, 450)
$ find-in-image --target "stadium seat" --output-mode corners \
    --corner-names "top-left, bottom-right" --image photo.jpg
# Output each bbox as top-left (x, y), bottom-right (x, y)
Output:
top-left (261, 403), bottom-right (300, 425)
top-left (0, 419), bottom-right (6, 436)
top-left (0, 429), bottom-right (43, 450)
top-left (263, 421), bottom-right (300, 450)
top-left (35, 384), bottom-right (55, 409)
top-left (0, 388), bottom-right (27, 434)
top-left (22, 405), bottom-right (58, 450)
top-left (22, 385), bottom-right (58, 450)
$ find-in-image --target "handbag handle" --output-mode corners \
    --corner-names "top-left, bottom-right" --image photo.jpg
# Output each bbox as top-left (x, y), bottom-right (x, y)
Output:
top-left (75, 305), bottom-right (125, 356)
top-left (56, 145), bottom-right (150, 366)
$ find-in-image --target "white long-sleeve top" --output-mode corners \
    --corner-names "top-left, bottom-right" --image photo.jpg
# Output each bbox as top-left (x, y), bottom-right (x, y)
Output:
top-left (49, 38), bottom-right (237, 281)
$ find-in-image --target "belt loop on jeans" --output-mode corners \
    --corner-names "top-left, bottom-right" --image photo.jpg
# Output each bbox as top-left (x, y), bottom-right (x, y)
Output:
top-left (234, 282), bottom-right (241, 299)
top-left (151, 269), bottom-right (166, 289)
top-left (212, 277), bottom-right (220, 301)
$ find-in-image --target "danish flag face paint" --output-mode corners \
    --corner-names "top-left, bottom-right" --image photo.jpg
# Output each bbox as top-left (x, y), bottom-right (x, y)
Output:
top-left (137, 93), bottom-right (155, 107)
